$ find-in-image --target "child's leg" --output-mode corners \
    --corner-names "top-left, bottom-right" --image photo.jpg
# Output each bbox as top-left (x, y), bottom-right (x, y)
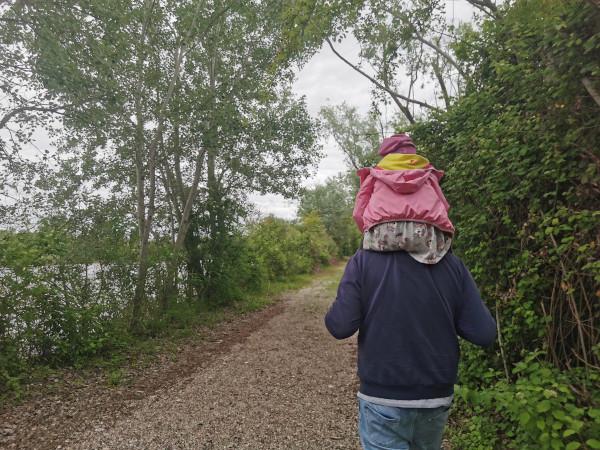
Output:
top-left (362, 221), bottom-right (452, 263)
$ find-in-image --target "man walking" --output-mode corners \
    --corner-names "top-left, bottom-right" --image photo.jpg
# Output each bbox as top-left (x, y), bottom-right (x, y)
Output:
top-left (325, 249), bottom-right (496, 449)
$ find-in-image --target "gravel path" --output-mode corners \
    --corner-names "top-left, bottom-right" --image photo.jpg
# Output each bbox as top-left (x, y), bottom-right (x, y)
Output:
top-left (62, 267), bottom-right (360, 449)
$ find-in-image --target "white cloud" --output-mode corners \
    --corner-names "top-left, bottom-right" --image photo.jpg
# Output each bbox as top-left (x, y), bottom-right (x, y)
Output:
top-left (247, 192), bottom-right (299, 220)
top-left (294, 36), bottom-right (373, 117)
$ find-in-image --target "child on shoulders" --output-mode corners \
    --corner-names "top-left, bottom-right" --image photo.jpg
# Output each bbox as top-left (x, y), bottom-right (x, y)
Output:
top-left (352, 134), bottom-right (454, 264)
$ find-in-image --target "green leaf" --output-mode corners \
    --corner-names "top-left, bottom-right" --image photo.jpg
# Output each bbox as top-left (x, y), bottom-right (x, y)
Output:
top-left (565, 443), bottom-right (581, 450)
top-left (571, 420), bottom-right (584, 432)
top-left (552, 410), bottom-right (566, 421)
top-left (537, 400), bottom-right (552, 413)
top-left (588, 409), bottom-right (600, 419)
top-left (587, 440), bottom-right (600, 449)
top-left (519, 411), bottom-right (531, 425)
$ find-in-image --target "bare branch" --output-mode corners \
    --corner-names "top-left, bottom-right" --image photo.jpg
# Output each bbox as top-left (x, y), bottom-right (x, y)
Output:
top-left (381, 41), bottom-right (415, 123)
top-left (466, 0), bottom-right (498, 12)
top-left (381, 7), bottom-right (472, 84)
top-left (433, 58), bottom-right (451, 109)
top-left (175, 148), bottom-right (205, 246)
top-left (582, 77), bottom-right (600, 108)
top-left (0, 105), bottom-right (62, 129)
top-left (158, 137), bottom-right (182, 224)
top-left (330, 133), bottom-right (361, 171)
top-left (465, 0), bottom-right (501, 19)
top-left (325, 38), bottom-right (442, 117)
top-left (412, 29), bottom-right (472, 84)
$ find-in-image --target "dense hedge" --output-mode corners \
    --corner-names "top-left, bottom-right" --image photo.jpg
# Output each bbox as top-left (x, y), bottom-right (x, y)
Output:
top-left (411, 0), bottom-right (600, 447)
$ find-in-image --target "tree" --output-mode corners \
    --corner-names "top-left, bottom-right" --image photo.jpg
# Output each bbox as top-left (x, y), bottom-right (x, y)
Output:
top-left (154, 1), bottom-right (322, 308)
top-left (319, 103), bottom-right (383, 171)
top-left (298, 174), bottom-right (361, 256)
top-left (1, 0), bottom-right (322, 325)
top-left (280, 0), bottom-right (503, 123)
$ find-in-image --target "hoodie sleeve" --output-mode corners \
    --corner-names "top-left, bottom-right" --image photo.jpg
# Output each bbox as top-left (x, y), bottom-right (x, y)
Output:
top-left (325, 255), bottom-right (363, 339)
top-left (456, 263), bottom-right (497, 348)
top-left (353, 171), bottom-right (375, 233)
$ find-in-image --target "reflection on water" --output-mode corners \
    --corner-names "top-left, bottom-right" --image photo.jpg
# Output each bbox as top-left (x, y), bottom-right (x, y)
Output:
top-left (0, 261), bottom-right (175, 361)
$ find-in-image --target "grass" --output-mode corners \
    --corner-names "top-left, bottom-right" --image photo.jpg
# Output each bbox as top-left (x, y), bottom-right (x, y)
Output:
top-left (105, 368), bottom-right (127, 387)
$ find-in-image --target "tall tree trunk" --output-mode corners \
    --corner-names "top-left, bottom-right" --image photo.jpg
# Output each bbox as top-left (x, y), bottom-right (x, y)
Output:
top-left (131, 0), bottom-right (154, 327)
top-left (131, 0), bottom-right (205, 328)
top-left (159, 5), bottom-right (215, 311)
top-left (160, 147), bottom-right (205, 312)
top-left (433, 57), bottom-right (451, 110)
top-left (206, 32), bottom-right (220, 240)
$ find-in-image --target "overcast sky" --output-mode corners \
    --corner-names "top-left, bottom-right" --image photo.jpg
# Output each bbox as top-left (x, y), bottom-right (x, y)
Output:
top-left (248, 37), bottom-right (373, 220)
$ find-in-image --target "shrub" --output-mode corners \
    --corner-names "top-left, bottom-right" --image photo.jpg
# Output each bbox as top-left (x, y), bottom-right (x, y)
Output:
top-left (454, 351), bottom-right (600, 449)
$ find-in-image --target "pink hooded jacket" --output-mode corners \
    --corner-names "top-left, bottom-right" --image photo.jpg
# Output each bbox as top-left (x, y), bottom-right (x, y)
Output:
top-left (352, 167), bottom-right (455, 235)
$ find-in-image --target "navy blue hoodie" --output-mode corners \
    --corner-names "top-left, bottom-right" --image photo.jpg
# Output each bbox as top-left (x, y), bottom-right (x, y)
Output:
top-left (325, 250), bottom-right (496, 401)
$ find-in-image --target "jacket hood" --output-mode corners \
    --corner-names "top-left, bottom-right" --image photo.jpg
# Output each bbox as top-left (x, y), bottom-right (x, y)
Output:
top-left (357, 167), bottom-right (444, 194)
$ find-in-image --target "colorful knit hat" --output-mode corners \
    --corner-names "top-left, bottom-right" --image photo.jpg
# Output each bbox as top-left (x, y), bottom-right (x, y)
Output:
top-left (378, 134), bottom-right (417, 156)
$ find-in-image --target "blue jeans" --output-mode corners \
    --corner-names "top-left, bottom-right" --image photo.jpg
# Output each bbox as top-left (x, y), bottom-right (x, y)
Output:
top-left (358, 398), bottom-right (451, 449)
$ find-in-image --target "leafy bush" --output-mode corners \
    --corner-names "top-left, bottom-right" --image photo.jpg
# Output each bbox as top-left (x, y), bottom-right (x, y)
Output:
top-left (0, 229), bottom-right (133, 393)
top-left (409, 0), bottom-right (600, 445)
top-left (246, 214), bottom-right (337, 285)
top-left (455, 351), bottom-right (600, 449)
top-left (298, 174), bottom-right (363, 256)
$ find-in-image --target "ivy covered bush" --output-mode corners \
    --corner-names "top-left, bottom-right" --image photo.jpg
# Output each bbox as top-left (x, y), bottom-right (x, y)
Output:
top-left (411, 0), bottom-right (600, 447)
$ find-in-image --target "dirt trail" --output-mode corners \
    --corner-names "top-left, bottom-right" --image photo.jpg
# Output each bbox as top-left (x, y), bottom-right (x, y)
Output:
top-left (2, 266), bottom-right (362, 449)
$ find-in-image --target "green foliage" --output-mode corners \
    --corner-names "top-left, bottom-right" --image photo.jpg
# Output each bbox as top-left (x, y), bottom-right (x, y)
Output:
top-left (298, 211), bottom-right (340, 265)
top-left (245, 214), bottom-right (337, 288)
top-left (407, 0), bottom-right (600, 445)
top-left (298, 174), bottom-right (362, 256)
top-left (454, 351), bottom-right (600, 449)
top-left (277, 0), bottom-right (362, 66)
top-left (319, 103), bottom-right (381, 171)
top-left (0, 211), bottom-right (339, 395)
top-left (0, 228), bottom-right (133, 394)
top-left (105, 368), bottom-right (127, 388)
